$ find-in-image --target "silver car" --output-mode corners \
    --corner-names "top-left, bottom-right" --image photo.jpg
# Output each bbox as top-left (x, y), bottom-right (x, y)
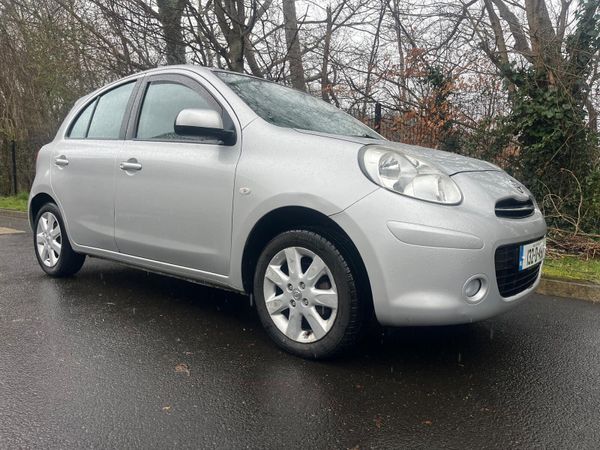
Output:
top-left (29, 65), bottom-right (547, 358)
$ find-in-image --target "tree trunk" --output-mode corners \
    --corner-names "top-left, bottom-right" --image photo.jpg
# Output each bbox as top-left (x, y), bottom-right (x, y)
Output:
top-left (157, 0), bottom-right (186, 65)
top-left (524, 0), bottom-right (560, 75)
top-left (587, 99), bottom-right (598, 133)
top-left (244, 35), bottom-right (263, 77)
top-left (320, 6), bottom-right (333, 102)
top-left (282, 0), bottom-right (306, 91)
top-left (229, 38), bottom-right (244, 72)
top-left (362, 3), bottom-right (385, 116)
top-left (390, 0), bottom-right (406, 104)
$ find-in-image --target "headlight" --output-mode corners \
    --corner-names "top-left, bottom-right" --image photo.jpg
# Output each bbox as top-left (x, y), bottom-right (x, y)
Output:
top-left (358, 145), bottom-right (462, 204)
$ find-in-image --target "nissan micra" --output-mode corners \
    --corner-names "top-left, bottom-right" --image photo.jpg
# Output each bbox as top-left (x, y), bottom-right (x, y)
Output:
top-left (29, 65), bottom-right (547, 358)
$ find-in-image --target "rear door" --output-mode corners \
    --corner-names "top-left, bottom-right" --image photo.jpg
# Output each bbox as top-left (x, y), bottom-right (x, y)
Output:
top-left (114, 73), bottom-right (241, 275)
top-left (51, 80), bottom-right (139, 251)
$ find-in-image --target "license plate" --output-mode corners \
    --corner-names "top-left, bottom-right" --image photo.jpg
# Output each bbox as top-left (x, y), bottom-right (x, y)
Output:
top-left (519, 238), bottom-right (546, 271)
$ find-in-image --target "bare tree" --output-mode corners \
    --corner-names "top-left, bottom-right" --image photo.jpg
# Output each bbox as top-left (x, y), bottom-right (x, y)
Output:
top-left (0, 0), bottom-right (598, 230)
top-left (208, 0), bottom-right (272, 72)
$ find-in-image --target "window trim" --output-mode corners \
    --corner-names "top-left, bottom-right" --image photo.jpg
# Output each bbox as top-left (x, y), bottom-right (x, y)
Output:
top-left (65, 79), bottom-right (140, 141)
top-left (126, 73), bottom-right (236, 146)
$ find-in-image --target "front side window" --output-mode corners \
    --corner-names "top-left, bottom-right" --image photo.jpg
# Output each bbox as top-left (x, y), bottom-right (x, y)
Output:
top-left (136, 81), bottom-right (216, 140)
top-left (87, 82), bottom-right (135, 139)
top-left (215, 71), bottom-right (382, 139)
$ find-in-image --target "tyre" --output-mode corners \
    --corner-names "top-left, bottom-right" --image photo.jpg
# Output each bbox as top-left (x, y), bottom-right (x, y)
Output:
top-left (33, 203), bottom-right (85, 277)
top-left (253, 229), bottom-right (364, 359)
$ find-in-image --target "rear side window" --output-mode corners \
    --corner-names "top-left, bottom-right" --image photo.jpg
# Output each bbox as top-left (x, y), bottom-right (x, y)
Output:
top-left (136, 81), bottom-right (218, 140)
top-left (86, 82), bottom-right (135, 139)
top-left (68, 98), bottom-right (97, 138)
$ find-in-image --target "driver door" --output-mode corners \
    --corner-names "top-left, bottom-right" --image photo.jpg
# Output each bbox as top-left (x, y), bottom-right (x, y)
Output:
top-left (114, 74), bottom-right (240, 275)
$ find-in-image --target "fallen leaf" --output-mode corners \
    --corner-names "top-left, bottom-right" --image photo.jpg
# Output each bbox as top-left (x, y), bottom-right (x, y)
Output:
top-left (422, 420), bottom-right (433, 426)
top-left (175, 363), bottom-right (190, 376)
top-left (374, 416), bottom-right (383, 429)
top-left (162, 405), bottom-right (172, 412)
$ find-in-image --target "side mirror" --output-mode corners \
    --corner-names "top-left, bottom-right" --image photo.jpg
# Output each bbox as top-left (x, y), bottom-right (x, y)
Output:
top-left (174, 108), bottom-right (236, 145)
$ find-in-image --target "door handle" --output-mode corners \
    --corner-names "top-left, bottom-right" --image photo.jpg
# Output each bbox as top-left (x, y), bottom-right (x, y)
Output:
top-left (54, 155), bottom-right (69, 167)
top-left (120, 159), bottom-right (142, 172)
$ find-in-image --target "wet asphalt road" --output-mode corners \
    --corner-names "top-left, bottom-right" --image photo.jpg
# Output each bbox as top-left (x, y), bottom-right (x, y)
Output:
top-left (1, 216), bottom-right (599, 449)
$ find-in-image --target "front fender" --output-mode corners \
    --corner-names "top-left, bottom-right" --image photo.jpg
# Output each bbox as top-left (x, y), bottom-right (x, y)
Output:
top-left (227, 121), bottom-right (378, 290)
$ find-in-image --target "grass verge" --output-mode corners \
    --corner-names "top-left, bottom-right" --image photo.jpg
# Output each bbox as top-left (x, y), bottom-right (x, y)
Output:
top-left (543, 255), bottom-right (600, 284)
top-left (0, 192), bottom-right (28, 212)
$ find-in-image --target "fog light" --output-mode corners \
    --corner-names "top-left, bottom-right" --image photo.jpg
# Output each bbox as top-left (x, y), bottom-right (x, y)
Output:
top-left (465, 279), bottom-right (482, 298)
top-left (463, 275), bottom-right (488, 303)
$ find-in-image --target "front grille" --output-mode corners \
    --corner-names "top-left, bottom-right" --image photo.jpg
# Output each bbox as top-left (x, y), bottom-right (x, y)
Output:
top-left (495, 238), bottom-right (543, 297)
top-left (495, 197), bottom-right (535, 219)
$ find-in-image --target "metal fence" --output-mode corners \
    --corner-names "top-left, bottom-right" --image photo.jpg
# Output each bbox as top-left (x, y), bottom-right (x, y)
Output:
top-left (349, 102), bottom-right (446, 148)
top-left (0, 139), bottom-right (38, 196)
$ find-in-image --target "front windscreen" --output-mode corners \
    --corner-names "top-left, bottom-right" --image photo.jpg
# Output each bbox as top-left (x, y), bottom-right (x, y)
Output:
top-left (215, 71), bottom-right (382, 140)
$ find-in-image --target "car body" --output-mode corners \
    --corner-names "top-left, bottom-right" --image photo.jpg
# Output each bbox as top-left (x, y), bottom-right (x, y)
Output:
top-left (29, 65), bottom-right (547, 358)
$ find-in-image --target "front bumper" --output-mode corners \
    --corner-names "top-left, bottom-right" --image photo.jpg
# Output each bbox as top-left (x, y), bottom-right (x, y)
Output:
top-left (331, 174), bottom-right (547, 327)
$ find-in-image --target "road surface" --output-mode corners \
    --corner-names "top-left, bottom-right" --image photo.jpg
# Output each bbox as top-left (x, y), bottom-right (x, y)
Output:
top-left (1, 215), bottom-right (599, 448)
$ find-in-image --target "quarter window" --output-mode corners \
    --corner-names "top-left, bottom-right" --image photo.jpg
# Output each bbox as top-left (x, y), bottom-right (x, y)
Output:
top-left (68, 98), bottom-right (97, 139)
top-left (86, 82), bottom-right (135, 139)
top-left (136, 82), bottom-right (217, 140)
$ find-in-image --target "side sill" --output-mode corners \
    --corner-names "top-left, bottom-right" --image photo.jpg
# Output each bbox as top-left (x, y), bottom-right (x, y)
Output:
top-left (74, 244), bottom-right (244, 294)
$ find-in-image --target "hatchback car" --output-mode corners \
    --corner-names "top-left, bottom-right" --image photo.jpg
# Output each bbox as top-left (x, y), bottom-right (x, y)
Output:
top-left (29, 65), bottom-right (547, 358)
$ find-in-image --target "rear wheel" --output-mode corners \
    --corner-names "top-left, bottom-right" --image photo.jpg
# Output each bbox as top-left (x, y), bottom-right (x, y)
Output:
top-left (34, 203), bottom-right (85, 277)
top-left (254, 230), bottom-right (364, 359)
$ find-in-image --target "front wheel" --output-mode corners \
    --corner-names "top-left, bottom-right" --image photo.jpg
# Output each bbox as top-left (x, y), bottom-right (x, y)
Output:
top-left (254, 230), bottom-right (364, 359)
top-left (34, 203), bottom-right (85, 277)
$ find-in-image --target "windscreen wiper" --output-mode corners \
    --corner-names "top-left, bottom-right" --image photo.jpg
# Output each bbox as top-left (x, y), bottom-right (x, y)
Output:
top-left (350, 134), bottom-right (377, 139)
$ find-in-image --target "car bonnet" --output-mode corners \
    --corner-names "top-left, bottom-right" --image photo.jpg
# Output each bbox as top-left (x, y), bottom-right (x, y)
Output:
top-left (293, 130), bottom-right (500, 176)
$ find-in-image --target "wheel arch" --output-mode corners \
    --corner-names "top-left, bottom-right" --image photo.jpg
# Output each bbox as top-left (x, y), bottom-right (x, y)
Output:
top-left (29, 192), bottom-right (57, 229)
top-left (241, 206), bottom-right (373, 312)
